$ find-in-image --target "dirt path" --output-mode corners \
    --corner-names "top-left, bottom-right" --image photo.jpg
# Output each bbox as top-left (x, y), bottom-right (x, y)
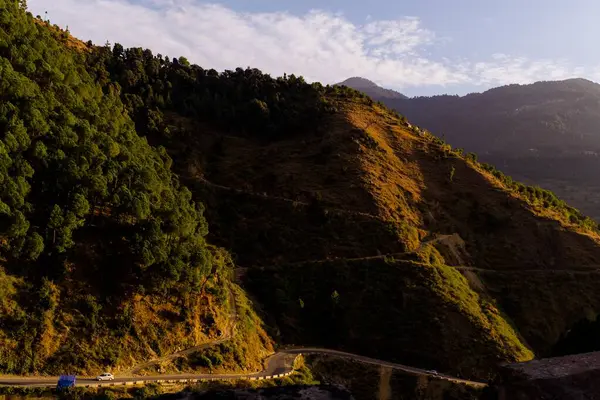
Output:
top-left (197, 177), bottom-right (390, 222)
top-left (237, 234), bottom-right (458, 272)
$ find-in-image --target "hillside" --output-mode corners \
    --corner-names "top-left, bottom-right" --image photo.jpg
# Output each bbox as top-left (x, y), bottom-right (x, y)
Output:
top-left (81, 35), bottom-right (600, 381)
top-left (200, 97), bottom-right (600, 374)
top-left (8, 0), bottom-right (600, 385)
top-left (0, 1), bottom-right (272, 375)
top-left (357, 78), bottom-right (600, 220)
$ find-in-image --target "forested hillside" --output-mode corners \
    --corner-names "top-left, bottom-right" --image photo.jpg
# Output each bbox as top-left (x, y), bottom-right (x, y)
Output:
top-left (0, 1), bottom-right (272, 374)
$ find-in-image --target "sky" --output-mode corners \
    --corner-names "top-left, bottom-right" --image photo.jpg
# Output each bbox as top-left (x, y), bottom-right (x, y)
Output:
top-left (27, 0), bottom-right (600, 96)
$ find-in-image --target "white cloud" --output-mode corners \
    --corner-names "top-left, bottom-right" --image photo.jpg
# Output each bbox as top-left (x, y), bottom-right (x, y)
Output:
top-left (471, 53), bottom-right (583, 85)
top-left (28, 0), bottom-right (594, 93)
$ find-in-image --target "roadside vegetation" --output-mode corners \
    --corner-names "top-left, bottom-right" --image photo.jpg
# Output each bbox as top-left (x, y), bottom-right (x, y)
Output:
top-left (0, 364), bottom-right (316, 400)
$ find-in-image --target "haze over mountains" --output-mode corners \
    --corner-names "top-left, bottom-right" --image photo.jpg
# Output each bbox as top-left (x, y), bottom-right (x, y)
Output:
top-left (338, 77), bottom-right (600, 220)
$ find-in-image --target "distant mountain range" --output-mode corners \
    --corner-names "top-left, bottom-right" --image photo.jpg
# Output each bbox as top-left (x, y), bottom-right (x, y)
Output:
top-left (337, 76), bottom-right (600, 220)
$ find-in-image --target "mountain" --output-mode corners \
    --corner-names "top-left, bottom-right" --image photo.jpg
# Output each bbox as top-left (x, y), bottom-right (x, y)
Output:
top-left (336, 77), bottom-right (409, 99)
top-left (6, 0), bottom-right (600, 390)
top-left (388, 78), bottom-right (600, 156)
top-left (92, 38), bottom-right (600, 379)
top-left (371, 79), bottom-right (600, 220)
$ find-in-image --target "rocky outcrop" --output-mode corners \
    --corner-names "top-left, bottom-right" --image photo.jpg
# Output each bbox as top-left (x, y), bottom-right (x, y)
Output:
top-left (497, 351), bottom-right (600, 399)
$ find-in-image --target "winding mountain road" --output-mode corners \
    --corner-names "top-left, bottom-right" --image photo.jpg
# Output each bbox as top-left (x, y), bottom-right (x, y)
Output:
top-left (0, 348), bottom-right (486, 389)
top-left (280, 348), bottom-right (487, 387)
top-left (0, 242), bottom-right (492, 390)
top-left (0, 351), bottom-right (297, 388)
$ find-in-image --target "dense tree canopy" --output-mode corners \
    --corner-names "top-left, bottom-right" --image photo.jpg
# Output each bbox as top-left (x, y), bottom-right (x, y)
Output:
top-left (86, 43), bottom-right (364, 140)
top-left (0, 0), bottom-right (391, 374)
top-left (0, 2), bottom-right (224, 374)
top-left (0, 0), bottom-right (212, 294)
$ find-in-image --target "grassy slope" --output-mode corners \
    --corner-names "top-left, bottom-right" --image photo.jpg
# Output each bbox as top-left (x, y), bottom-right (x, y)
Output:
top-left (475, 269), bottom-right (600, 356)
top-left (0, 226), bottom-right (273, 377)
top-left (247, 258), bottom-right (531, 380)
top-left (159, 93), bottom-right (600, 379)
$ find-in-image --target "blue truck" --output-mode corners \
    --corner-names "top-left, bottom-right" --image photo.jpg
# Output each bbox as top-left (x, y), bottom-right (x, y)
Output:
top-left (56, 375), bottom-right (76, 390)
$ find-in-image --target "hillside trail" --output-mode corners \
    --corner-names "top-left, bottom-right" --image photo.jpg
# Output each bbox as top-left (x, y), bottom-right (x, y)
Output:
top-left (125, 285), bottom-right (238, 375)
top-left (94, 175), bottom-right (394, 230)
top-left (196, 177), bottom-right (390, 223)
top-left (236, 234), bottom-right (462, 274)
top-left (409, 233), bottom-right (536, 354)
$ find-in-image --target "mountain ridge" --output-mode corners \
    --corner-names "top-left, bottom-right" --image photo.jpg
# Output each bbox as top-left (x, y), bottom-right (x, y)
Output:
top-left (336, 77), bottom-right (409, 99)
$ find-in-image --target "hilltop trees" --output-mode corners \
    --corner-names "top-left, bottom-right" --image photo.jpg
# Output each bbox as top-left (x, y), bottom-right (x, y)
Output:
top-left (87, 43), bottom-right (342, 140)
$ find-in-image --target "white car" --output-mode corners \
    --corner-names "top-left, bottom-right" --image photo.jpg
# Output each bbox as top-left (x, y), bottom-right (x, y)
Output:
top-left (96, 372), bottom-right (115, 381)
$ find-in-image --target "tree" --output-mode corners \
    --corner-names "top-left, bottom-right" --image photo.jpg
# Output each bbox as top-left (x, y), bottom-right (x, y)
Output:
top-left (24, 232), bottom-right (44, 260)
top-left (112, 43), bottom-right (124, 59)
top-left (71, 194), bottom-right (90, 217)
top-left (9, 210), bottom-right (29, 237)
top-left (47, 205), bottom-right (63, 245)
top-left (177, 56), bottom-right (190, 67)
top-left (331, 290), bottom-right (340, 304)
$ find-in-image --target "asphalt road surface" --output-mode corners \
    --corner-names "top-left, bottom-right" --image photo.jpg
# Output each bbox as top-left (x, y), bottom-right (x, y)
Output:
top-left (282, 347), bottom-right (487, 387)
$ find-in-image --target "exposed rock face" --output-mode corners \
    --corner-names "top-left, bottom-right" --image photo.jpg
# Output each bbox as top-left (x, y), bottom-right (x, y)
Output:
top-left (497, 352), bottom-right (600, 399)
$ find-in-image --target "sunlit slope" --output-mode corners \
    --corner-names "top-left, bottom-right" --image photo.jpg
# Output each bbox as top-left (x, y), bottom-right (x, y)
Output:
top-left (172, 94), bottom-right (600, 378)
